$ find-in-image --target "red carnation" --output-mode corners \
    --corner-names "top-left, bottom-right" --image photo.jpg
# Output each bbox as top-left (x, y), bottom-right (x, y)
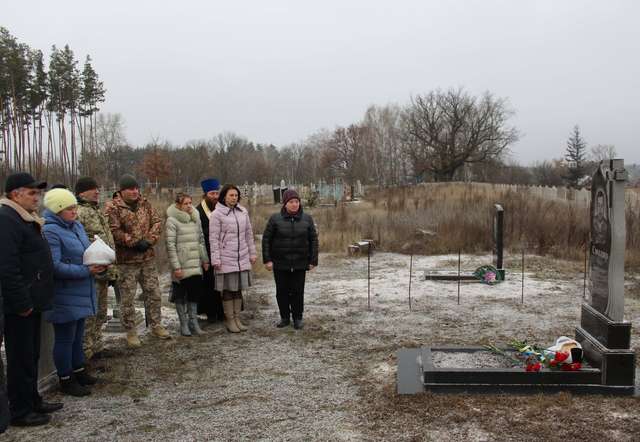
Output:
top-left (560, 362), bottom-right (582, 371)
top-left (555, 352), bottom-right (569, 362)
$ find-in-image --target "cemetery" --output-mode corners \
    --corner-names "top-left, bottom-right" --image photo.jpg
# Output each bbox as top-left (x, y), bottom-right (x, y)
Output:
top-left (2, 6), bottom-right (640, 439)
top-left (2, 162), bottom-right (637, 441)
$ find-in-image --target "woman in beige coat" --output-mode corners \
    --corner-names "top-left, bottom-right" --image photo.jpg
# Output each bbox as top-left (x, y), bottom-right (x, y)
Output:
top-left (166, 193), bottom-right (210, 336)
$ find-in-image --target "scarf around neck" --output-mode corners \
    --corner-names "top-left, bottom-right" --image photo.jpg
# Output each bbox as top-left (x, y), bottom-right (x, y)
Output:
top-left (0, 197), bottom-right (45, 226)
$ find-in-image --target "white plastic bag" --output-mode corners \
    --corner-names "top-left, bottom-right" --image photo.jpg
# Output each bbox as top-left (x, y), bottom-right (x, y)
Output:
top-left (545, 336), bottom-right (582, 363)
top-left (83, 235), bottom-right (116, 265)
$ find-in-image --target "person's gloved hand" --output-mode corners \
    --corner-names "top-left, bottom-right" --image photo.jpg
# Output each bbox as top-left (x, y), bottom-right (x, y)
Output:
top-left (134, 239), bottom-right (151, 252)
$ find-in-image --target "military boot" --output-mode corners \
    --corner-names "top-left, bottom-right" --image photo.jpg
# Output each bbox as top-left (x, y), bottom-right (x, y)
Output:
top-left (151, 325), bottom-right (171, 339)
top-left (126, 329), bottom-right (141, 348)
top-left (175, 301), bottom-right (192, 336)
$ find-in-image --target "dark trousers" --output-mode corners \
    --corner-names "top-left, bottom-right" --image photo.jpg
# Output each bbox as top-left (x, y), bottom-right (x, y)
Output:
top-left (197, 268), bottom-right (224, 320)
top-left (0, 334), bottom-right (10, 432)
top-left (274, 269), bottom-right (306, 320)
top-left (3, 313), bottom-right (43, 420)
top-left (52, 319), bottom-right (86, 376)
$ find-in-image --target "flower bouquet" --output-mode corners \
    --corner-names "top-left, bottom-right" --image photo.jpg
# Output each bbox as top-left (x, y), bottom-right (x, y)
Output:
top-left (473, 265), bottom-right (503, 285)
top-left (486, 336), bottom-right (583, 372)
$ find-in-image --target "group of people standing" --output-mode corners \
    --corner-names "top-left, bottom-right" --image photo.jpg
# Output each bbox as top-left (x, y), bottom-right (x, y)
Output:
top-left (0, 171), bottom-right (318, 431)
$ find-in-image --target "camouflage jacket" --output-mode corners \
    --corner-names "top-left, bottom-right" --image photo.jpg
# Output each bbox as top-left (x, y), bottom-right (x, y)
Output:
top-left (104, 193), bottom-right (163, 264)
top-left (76, 198), bottom-right (119, 280)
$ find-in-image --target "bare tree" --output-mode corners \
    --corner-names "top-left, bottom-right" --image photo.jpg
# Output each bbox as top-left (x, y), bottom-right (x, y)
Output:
top-left (530, 159), bottom-right (566, 186)
top-left (326, 124), bottom-right (371, 191)
top-left (403, 88), bottom-right (519, 182)
top-left (590, 143), bottom-right (617, 162)
top-left (209, 132), bottom-right (252, 184)
top-left (363, 104), bottom-right (407, 187)
top-left (138, 138), bottom-right (172, 188)
top-left (93, 113), bottom-right (127, 186)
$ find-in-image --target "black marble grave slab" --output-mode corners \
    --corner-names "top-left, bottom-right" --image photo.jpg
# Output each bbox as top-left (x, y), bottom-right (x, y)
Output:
top-left (579, 303), bottom-right (631, 349)
top-left (575, 327), bottom-right (636, 386)
top-left (397, 346), bottom-right (636, 395)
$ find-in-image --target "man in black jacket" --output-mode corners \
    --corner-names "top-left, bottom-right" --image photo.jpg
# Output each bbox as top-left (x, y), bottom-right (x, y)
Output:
top-left (262, 189), bottom-right (319, 330)
top-left (195, 178), bottom-right (224, 322)
top-left (0, 283), bottom-right (9, 433)
top-left (0, 173), bottom-right (62, 427)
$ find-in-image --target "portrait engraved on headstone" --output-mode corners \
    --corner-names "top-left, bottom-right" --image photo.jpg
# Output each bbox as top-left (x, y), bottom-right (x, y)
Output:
top-left (588, 164), bottom-right (611, 315)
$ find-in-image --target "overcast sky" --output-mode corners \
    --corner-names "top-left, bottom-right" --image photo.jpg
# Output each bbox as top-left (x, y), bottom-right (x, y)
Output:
top-left (4, 0), bottom-right (640, 164)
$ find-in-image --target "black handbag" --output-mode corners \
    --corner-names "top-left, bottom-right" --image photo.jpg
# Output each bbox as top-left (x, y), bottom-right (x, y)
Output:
top-left (169, 281), bottom-right (186, 303)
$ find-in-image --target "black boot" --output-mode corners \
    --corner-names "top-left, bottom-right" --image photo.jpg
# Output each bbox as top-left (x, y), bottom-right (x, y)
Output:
top-left (10, 412), bottom-right (50, 427)
top-left (293, 318), bottom-right (304, 330)
top-left (59, 375), bottom-right (91, 397)
top-left (34, 401), bottom-right (63, 414)
top-left (73, 367), bottom-right (98, 386)
top-left (276, 317), bottom-right (290, 328)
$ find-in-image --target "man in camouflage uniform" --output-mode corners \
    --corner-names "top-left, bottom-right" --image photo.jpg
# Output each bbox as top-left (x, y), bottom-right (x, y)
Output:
top-left (104, 174), bottom-right (170, 348)
top-left (75, 177), bottom-right (118, 359)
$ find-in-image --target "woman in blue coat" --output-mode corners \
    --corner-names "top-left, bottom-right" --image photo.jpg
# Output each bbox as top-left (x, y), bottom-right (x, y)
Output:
top-left (42, 189), bottom-right (107, 397)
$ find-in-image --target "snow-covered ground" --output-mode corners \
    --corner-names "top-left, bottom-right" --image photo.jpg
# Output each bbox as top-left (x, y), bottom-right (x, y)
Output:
top-left (4, 252), bottom-right (639, 441)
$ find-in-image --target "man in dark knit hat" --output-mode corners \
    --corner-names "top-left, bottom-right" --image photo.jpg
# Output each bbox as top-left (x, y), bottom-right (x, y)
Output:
top-left (104, 174), bottom-right (170, 348)
top-left (75, 176), bottom-right (119, 359)
top-left (0, 172), bottom-right (62, 427)
top-left (195, 178), bottom-right (224, 322)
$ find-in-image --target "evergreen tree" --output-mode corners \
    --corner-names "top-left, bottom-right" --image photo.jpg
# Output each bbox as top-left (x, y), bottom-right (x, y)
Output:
top-left (79, 55), bottom-right (106, 175)
top-left (0, 27), bottom-right (106, 183)
top-left (27, 49), bottom-right (48, 175)
top-left (564, 125), bottom-right (587, 188)
top-left (48, 44), bottom-right (81, 180)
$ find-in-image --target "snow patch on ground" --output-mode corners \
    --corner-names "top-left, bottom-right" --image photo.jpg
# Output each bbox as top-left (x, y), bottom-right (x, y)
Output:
top-left (3, 252), bottom-right (638, 441)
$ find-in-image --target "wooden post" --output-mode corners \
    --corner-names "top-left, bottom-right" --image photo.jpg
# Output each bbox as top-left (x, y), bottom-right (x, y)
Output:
top-left (457, 249), bottom-right (461, 305)
top-left (367, 241), bottom-right (371, 310)
top-left (521, 245), bottom-right (525, 304)
top-left (409, 254), bottom-right (413, 311)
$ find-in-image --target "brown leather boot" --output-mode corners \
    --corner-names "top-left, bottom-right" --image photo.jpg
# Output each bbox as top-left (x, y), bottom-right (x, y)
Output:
top-left (233, 297), bottom-right (248, 331)
top-left (223, 300), bottom-right (241, 333)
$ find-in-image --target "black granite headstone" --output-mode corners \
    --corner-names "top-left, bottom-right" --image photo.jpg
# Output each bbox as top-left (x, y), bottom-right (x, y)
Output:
top-left (493, 204), bottom-right (505, 279)
top-left (575, 158), bottom-right (635, 389)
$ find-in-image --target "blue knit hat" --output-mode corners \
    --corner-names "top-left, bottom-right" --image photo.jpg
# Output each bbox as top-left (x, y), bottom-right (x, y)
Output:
top-left (201, 178), bottom-right (220, 193)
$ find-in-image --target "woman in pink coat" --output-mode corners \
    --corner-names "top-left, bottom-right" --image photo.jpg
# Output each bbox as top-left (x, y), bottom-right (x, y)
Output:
top-left (209, 184), bottom-right (257, 333)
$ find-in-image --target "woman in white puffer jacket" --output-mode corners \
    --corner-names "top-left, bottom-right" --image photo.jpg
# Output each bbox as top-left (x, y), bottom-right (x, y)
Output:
top-left (166, 193), bottom-right (210, 336)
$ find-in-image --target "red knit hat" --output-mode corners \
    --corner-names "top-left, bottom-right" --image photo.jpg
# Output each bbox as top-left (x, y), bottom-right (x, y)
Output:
top-left (282, 189), bottom-right (300, 206)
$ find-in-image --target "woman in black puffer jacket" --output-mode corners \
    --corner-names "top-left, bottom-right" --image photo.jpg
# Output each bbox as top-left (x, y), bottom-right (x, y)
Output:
top-left (262, 190), bottom-right (318, 330)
